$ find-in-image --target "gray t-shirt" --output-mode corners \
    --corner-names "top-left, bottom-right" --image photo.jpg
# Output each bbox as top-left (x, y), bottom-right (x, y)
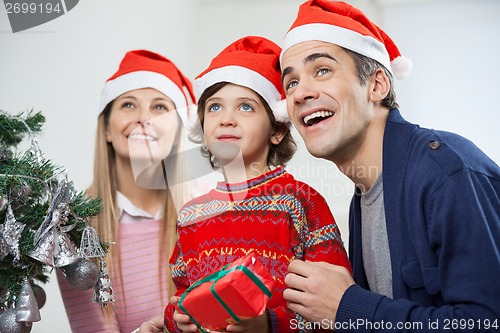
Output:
top-left (360, 175), bottom-right (393, 298)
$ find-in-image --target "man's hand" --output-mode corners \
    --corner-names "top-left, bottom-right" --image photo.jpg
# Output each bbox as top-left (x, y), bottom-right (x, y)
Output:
top-left (283, 260), bottom-right (354, 323)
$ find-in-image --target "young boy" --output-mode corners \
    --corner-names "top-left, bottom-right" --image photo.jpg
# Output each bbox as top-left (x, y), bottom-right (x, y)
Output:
top-left (164, 36), bottom-right (352, 333)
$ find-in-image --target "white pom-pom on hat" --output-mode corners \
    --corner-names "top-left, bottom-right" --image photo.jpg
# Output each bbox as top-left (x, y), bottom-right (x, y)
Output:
top-left (391, 56), bottom-right (413, 80)
top-left (272, 99), bottom-right (290, 123)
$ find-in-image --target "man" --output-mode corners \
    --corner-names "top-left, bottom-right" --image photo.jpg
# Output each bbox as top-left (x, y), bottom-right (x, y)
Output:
top-left (281, 0), bottom-right (500, 332)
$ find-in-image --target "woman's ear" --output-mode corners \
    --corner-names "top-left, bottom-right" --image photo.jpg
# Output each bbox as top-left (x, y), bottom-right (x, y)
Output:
top-left (105, 127), bottom-right (112, 143)
top-left (369, 68), bottom-right (390, 102)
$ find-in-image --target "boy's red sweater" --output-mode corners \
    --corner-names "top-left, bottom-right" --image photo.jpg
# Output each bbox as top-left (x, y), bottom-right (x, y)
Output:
top-left (165, 166), bottom-right (351, 332)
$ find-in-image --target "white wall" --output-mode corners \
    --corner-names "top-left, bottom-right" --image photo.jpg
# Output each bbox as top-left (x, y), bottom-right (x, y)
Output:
top-left (383, 0), bottom-right (500, 164)
top-left (1, 0), bottom-right (499, 332)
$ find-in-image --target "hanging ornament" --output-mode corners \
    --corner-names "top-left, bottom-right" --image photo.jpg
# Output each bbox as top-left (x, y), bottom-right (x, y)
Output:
top-left (31, 285), bottom-right (46, 309)
top-left (28, 181), bottom-right (78, 267)
top-left (0, 195), bottom-right (7, 211)
top-left (53, 202), bottom-right (78, 267)
top-left (0, 146), bottom-right (13, 162)
top-left (78, 226), bottom-right (106, 258)
top-left (27, 226), bottom-right (78, 268)
top-left (0, 224), bottom-right (9, 260)
top-left (32, 179), bottom-right (73, 246)
top-left (24, 122), bottom-right (43, 165)
top-left (0, 204), bottom-right (25, 261)
top-left (0, 309), bottom-right (32, 333)
top-left (10, 185), bottom-right (32, 209)
top-left (26, 228), bottom-right (56, 266)
top-left (52, 231), bottom-right (78, 268)
top-left (93, 260), bottom-right (115, 307)
top-left (62, 258), bottom-right (100, 290)
top-left (55, 202), bottom-right (71, 226)
top-left (15, 280), bottom-right (41, 324)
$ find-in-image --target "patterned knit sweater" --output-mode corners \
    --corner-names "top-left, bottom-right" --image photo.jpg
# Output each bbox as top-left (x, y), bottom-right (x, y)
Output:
top-left (164, 166), bottom-right (352, 332)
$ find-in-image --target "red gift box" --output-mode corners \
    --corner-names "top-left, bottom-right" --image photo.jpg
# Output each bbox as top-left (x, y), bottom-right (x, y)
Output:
top-left (177, 252), bottom-right (275, 332)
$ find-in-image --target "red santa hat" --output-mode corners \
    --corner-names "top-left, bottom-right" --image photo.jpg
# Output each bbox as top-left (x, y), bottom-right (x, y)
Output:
top-left (99, 50), bottom-right (196, 125)
top-left (195, 36), bottom-right (289, 123)
top-left (281, 0), bottom-right (412, 79)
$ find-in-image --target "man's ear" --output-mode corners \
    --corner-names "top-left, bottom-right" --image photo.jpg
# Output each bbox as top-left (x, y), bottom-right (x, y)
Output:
top-left (369, 68), bottom-right (390, 102)
top-left (271, 129), bottom-right (286, 145)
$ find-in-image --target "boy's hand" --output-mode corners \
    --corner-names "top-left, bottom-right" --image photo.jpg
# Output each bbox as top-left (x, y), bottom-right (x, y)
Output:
top-left (170, 296), bottom-right (199, 332)
top-left (223, 312), bottom-right (268, 333)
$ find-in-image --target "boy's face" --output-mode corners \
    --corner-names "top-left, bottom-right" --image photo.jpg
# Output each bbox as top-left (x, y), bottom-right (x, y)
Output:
top-left (202, 83), bottom-right (278, 172)
top-left (281, 41), bottom-right (375, 164)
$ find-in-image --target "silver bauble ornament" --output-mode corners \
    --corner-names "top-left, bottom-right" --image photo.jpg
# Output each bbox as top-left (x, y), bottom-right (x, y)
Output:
top-left (63, 258), bottom-right (99, 290)
top-left (0, 309), bottom-right (32, 333)
top-left (31, 285), bottom-right (46, 309)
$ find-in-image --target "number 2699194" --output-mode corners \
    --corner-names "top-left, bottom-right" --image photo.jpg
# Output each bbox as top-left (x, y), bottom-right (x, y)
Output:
top-left (5, 2), bottom-right (62, 14)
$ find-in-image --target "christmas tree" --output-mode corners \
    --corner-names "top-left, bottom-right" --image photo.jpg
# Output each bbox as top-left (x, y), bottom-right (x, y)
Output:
top-left (0, 110), bottom-right (111, 333)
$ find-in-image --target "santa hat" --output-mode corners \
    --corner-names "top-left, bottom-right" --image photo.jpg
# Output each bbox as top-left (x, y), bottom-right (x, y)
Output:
top-left (281, 0), bottom-right (412, 80)
top-left (195, 36), bottom-right (289, 123)
top-left (99, 50), bottom-right (196, 125)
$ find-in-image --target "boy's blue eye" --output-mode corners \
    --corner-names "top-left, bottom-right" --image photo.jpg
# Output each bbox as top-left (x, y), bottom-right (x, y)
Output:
top-left (240, 103), bottom-right (254, 112)
top-left (208, 103), bottom-right (221, 112)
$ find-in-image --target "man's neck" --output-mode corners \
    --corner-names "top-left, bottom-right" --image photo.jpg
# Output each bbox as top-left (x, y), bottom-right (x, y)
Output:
top-left (336, 107), bottom-right (388, 192)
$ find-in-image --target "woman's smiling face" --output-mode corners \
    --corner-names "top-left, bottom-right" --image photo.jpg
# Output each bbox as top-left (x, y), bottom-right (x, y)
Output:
top-left (106, 88), bottom-right (180, 164)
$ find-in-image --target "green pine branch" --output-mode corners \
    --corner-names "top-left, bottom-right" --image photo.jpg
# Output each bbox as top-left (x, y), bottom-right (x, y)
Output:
top-left (0, 110), bottom-right (45, 146)
top-left (0, 110), bottom-right (104, 307)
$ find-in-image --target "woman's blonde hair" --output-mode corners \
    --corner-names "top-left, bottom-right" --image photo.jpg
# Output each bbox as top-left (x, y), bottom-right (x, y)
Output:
top-left (87, 102), bottom-right (187, 322)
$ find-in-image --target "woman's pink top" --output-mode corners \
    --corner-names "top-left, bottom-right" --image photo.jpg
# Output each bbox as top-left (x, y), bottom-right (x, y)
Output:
top-left (57, 193), bottom-right (169, 333)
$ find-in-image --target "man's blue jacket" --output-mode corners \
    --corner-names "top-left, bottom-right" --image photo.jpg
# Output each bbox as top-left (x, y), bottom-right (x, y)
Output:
top-left (337, 109), bottom-right (500, 332)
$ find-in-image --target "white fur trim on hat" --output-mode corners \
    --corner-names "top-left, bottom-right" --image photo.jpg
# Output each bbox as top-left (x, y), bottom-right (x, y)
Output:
top-left (195, 65), bottom-right (289, 123)
top-left (99, 71), bottom-right (187, 121)
top-left (281, 23), bottom-right (393, 77)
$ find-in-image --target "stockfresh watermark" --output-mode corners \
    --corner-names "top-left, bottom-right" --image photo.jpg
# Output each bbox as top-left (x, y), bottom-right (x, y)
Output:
top-left (3, 0), bottom-right (79, 33)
